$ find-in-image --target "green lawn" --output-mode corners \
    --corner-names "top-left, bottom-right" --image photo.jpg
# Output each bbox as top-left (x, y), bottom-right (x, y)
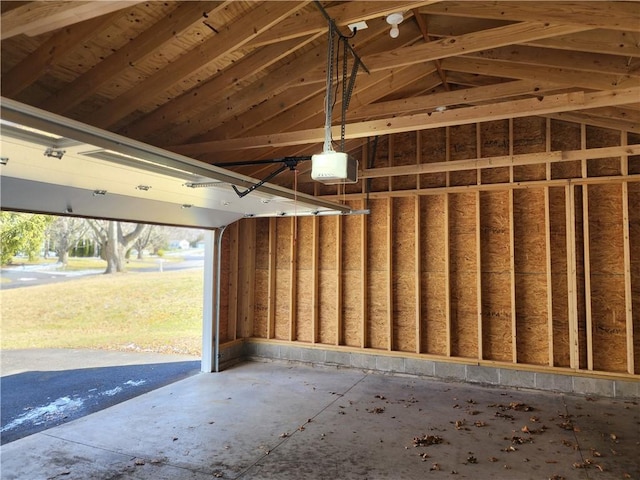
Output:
top-left (0, 269), bottom-right (203, 356)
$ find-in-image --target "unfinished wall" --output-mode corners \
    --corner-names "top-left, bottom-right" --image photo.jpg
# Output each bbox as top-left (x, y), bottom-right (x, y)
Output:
top-left (226, 118), bottom-right (640, 382)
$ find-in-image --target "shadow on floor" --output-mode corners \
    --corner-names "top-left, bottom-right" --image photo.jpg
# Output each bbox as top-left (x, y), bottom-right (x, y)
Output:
top-left (1, 360), bottom-right (200, 445)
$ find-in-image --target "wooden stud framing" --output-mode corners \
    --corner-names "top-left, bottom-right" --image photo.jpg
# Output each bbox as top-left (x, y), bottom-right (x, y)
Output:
top-left (238, 220), bottom-right (256, 339)
top-left (312, 215), bottom-right (320, 343)
top-left (267, 218), bottom-right (277, 339)
top-left (387, 196), bottom-right (394, 351)
top-left (545, 118), bottom-right (554, 366)
top-left (566, 184), bottom-right (580, 369)
top-left (444, 193), bottom-right (452, 357)
top-left (228, 222), bottom-right (239, 341)
top-left (361, 199), bottom-right (368, 349)
top-left (415, 195), bottom-right (422, 354)
top-left (336, 215), bottom-right (343, 346)
top-left (581, 125), bottom-right (594, 370)
top-left (476, 190), bottom-right (483, 360)
top-left (508, 119), bottom-right (517, 363)
top-left (621, 133), bottom-right (635, 374)
top-left (289, 217), bottom-right (297, 342)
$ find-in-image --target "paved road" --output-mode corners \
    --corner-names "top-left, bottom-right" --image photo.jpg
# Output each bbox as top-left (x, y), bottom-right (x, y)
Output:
top-left (0, 349), bottom-right (201, 445)
top-left (0, 252), bottom-right (204, 290)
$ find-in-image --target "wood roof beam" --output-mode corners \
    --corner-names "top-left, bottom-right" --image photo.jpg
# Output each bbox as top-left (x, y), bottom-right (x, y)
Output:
top-left (421, 1), bottom-right (640, 32)
top-left (0, 1), bottom-right (143, 39)
top-left (442, 56), bottom-right (637, 91)
top-left (39, 2), bottom-right (223, 116)
top-left (170, 87), bottom-right (640, 154)
top-left (85, 1), bottom-right (308, 129)
top-left (362, 22), bottom-right (591, 72)
top-left (348, 79), bottom-right (562, 120)
top-left (121, 34), bottom-right (320, 142)
top-left (1, 12), bottom-right (119, 97)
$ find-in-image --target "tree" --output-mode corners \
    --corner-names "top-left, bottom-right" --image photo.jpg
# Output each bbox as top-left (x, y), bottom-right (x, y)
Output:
top-left (47, 216), bottom-right (90, 266)
top-left (87, 220), bottom-right (148, 273)
top-left (0, 212), bottom-right (54, 265)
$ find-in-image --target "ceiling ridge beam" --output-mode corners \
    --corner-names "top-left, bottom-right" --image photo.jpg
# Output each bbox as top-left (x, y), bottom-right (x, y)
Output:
top-left (169, 87), bottom-right (640, 154)
top-left (39, 2), bottom-right (223, 116)
top-left (85, 2), bottom-right (308, 129)
top-left (420, 1), bottom-right (640, 32)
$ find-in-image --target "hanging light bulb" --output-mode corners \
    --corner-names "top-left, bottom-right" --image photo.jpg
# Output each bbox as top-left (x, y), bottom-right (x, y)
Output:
top-left (386, 12), bottom-right (404, 38)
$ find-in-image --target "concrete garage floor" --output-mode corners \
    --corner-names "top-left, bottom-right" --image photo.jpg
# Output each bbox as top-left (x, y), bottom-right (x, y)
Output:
top-left (1, 361), bottom-right (638, 480)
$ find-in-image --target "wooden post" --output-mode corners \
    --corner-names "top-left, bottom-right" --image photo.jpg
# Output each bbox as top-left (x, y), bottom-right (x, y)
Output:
top-left (509, 119), bottom-right (517, 363)
top-left (444, 193), bottom-right (451, 357)
top-left (581, 125), bottom-right (593, 370)
top-left (312, 215), bottom-right (319, 343)
top-left (228, 222), bottom-right (239, 341)
top-left (289, 217), bottom-right (297, 342)
top-left (361, 199), bottom-right (368, 349)
top-left (387, 196), bottom-right (394, 351)
top-left (267, 218), bottom-right (276, 339)
top-left (415, 195), bottom-right (422, 354)
top-left (566, 184), bottom-right (580, 369)
top-left (476, 190), bottom-right (483, 360)
top-left (545, 119), bottom-right (554, 366)
top-left (336, 214), bottom-right (343, 346)
top-left (621, 133), bottom-right (635, 374)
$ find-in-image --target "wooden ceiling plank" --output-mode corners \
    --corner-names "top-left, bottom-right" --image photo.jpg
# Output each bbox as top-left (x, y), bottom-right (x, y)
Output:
top-left (1, 1), bottom-right (143, 39)
top-left (363, 22), bottom-right (591, 71)
top-left (86, 1), bottom-right (308, 129)
top-left (247, 1), bottom-right (437, 48)
top-left (348, 79), bottom-right (560, 120)
top-left (123, 34), bottom-right (321, 142)
top-left (421, 1), bottom-right (640, 32)
top-left (170, 87), bottom-right (640, 153)
top-left (40, 2), bottom-right (223, 115)
top-left (1, 12), bottom-right (119, 97)
top-left (442, 56), bottom-right (636, 91)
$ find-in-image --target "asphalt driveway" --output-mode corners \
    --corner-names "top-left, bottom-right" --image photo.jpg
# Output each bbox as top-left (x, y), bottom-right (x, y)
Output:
top-left (1, 349), bottom-right (200, 445)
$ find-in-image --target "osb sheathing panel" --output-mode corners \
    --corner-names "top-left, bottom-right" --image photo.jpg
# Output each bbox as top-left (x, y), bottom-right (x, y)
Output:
top-left (342, 201), bottom-right (363, 347)
top-left (392, 197), bottom-right (417, 353)
top-left (551, 120), bottom-right (581, 179)
top-left (274, 219), bottom-right (292, 340)
top-left (586, 126), bottom-right (621, 177)
top-left (480, 120), bottom-right (510, 185)
top-left (419, 128), bottom-right (447, 188)
top-left (392, 132), bottom-right (418, 191)
top-left (588, 184), bottom-right (627, 372)
top-left (367, 199), bottom-right (389, 350)
top-left (253, 218), bottom-right (270, 338)
top-left (318, 217), bottom-right (338, 345)
top-left (420, 195), bottom-right (447, 355)
top-left (449, 193), bottom-right (478, 359)
top-left (630, 182), bottom-right (640, 373)
top-left (549, 187), bottom-right (571, 367)
top-left (514, 189), bottom-right (549, 366)
top-left (513, 117), bottom-right (547, 182)
top-left (295, 217), bottom-right (314, 343)
top-left (480, 191), bottom-right (512, 362)
top-left (449, 124), bottom-right (478, 186)
top-left (232, 122), bottom-right (639, 380)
